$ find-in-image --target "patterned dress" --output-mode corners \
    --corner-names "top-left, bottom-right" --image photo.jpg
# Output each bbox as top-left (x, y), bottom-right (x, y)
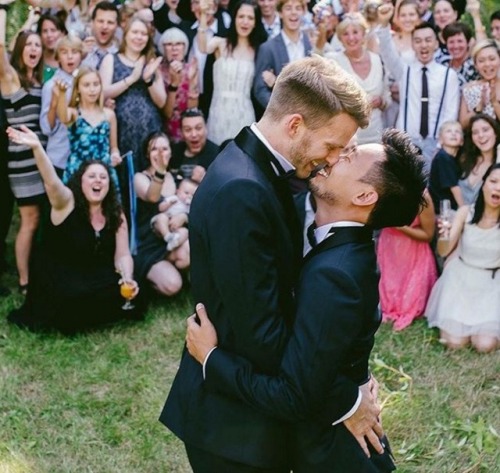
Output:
top-left (112, 54), bottom-right (163, 172)
top-left (63, 112), bottom-right (120, 193)
top-left (2, 86), bottom-right (47, 205)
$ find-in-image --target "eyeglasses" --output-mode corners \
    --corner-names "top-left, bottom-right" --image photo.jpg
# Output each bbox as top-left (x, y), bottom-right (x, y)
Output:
top-left (338, 146), bottom-right (357, 163)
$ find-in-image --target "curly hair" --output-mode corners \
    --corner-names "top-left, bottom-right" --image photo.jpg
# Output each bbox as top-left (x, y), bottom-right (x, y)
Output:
top-left (459, 114), bottom-right (500, 179)
top-left (67, 160), bottom-right (123, 234)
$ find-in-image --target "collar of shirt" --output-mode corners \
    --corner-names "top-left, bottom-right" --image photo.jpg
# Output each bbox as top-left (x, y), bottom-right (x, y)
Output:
top-left (54, 68), bottom-right (75, 82)
top-left (250, 122), bottom-right (295, 176)
top-left (282, 30), bottom-right (303, 47)
top-left (262, 15), bottom-right (281, 37)
top-left (315, 221), bottom-right (364, 245)
top-left (411, 58), bottom-right (436, 70)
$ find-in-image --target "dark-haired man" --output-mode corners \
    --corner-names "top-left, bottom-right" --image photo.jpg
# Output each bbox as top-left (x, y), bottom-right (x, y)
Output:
top-left (82, 1), bottom-right (119, 70)
top-left (186, 129), bottom-right (427, 473)
top-left (376, 4), bottom-right (460, 169)
top-left (160, 56), bottom-right (378, 473)
top-left (169, 108), bottom-right (219, 183)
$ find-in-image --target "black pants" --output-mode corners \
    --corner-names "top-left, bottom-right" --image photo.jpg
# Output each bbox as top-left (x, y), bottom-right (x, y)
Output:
top-left (185, 443), bottom-right (290, 473)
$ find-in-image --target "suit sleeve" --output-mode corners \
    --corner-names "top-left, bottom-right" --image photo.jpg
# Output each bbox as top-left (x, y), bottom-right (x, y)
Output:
top-left (203, 179), bottom-right (291, 371)
top-left (253, 43), bottom-right (273, 109)
top-left (204, 262), bottom-right (364, 423)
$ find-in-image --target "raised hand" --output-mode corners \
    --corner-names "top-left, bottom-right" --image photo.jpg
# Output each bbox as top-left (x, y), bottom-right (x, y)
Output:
top-left (143, 56), bottom-right (162, 83)
top-left (6, 125), bottom-right (41, 148)
top-left (376, 3), bottom-right (394, 27)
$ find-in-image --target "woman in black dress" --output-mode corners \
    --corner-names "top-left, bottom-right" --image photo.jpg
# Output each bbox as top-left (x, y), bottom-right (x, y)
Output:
top-left (6, 125), bottom-right (143, 334)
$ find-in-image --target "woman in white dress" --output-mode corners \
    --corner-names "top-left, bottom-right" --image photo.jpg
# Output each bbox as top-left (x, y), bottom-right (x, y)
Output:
top-left (426, 163), bottom-right (500, 353)
top-left (325, 13), bottom-right (390, 144)
top-left (197, 0), bottom-right (266, 145)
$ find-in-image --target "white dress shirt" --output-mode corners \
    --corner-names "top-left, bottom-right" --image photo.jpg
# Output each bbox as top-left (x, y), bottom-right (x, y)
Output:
top-left (282, 31), bottom-right (306, 63)
top-left (376, 25), bottom-right (460, 140)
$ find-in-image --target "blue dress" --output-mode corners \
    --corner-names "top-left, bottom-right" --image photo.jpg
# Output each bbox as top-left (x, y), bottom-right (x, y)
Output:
top-left (63, 112), bottom-right (120, 193)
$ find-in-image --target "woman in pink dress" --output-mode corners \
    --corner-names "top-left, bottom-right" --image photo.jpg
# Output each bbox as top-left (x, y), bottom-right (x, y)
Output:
top-left (377, 190), bottom-right (438, 330)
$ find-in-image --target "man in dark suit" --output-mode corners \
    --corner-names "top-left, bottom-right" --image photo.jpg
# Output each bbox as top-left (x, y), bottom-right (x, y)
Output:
top-left (160, 56), bottom-right (376, 472)
top-left (185, 129), bottom-right (427, 472)
top-left (253, 0), bottom-right (312, 110)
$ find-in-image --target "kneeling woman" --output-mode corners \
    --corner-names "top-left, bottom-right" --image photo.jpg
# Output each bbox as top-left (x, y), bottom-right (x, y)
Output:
top-left (7, 126), bottom-right (143, 334)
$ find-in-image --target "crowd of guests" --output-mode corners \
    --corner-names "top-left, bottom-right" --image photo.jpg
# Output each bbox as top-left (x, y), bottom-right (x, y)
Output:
top-left (0, 0), bottom-right (498, 351)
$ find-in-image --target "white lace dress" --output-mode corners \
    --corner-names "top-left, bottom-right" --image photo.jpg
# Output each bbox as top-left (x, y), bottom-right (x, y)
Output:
top-left (207, 56), bottom-right (255, 145)
top-left (426, 217), bottom-right (500, 338)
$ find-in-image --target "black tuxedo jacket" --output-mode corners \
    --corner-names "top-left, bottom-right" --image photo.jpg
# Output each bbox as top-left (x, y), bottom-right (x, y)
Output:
top-left (160, 127), bottom-right (302, 468)
top-left (202, 226), bottom-right (396, 472)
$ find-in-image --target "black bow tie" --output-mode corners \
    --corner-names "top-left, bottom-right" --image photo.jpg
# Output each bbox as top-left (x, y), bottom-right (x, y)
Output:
top-left (307, 223), bottom-right (317, 248)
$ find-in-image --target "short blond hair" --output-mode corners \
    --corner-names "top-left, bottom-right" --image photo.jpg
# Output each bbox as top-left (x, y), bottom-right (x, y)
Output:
top-left (55, 34), bottom-right (83, 61)
top-left (336, 13), bottom-right (369, 38)
top-left (265, 56), bottom-right (370, 130)
top-left (471, 39), bottom-right (500, 63)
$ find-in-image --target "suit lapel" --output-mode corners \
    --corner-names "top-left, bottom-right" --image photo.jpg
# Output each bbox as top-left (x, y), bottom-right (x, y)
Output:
top-left (303, 226), bottom-right (374, 265)
top-left (234, 127), bottom-right (302, 267)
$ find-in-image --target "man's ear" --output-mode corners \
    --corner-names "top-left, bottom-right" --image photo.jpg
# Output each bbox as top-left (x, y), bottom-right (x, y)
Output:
top-left (285, 114), bottom-right (305, 138)
top-left (352, 189), bottom-right (378, 207)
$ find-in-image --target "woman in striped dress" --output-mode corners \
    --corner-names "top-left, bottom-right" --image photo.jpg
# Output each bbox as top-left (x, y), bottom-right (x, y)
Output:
top-left (1, 10), bottom-right (47, 293)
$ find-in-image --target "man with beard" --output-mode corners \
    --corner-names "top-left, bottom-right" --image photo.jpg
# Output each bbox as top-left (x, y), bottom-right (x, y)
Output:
top-left (160, 56), bottom-right (383, 473)
top-left (186, 129), bottom-right (427, 472)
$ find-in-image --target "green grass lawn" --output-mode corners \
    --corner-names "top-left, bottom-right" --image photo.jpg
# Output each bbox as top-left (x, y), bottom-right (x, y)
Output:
top-left (1, 281), bottom-right (498, 473)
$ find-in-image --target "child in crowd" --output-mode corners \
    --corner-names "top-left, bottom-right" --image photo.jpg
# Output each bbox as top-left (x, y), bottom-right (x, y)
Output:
top-left (428, 121), bottom-right (464, 213)
top-left (151, 178), bottom-right (198, 251)
top-left (56, 66), bottom-right (121, 192)
top-left (40, 35), bottom-right (83, 176)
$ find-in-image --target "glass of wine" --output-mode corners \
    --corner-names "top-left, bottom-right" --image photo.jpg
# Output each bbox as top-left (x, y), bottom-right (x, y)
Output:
top-left (437, 199), bottom-right (452, 257)
top-left (120, 281), bottom-right (135, 310)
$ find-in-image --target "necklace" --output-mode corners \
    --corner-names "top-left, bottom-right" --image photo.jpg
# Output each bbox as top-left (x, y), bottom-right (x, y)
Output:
top-left (346, 51), bottom-right (365, 63)
top-left (122, 53), bottom-right (141, 64)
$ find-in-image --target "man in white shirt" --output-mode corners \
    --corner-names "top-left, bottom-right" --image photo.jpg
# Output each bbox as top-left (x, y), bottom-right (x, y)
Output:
top-left (82, 1), bottom-right (119, 70)
top-left (376, 3), bottom-right (460, 170)
top-left (185, 128), bottom-right (428, 473)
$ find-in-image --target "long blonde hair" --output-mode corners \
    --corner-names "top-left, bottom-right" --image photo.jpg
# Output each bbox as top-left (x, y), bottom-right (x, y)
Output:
top-left (69, 66), bottom-right (104, 108)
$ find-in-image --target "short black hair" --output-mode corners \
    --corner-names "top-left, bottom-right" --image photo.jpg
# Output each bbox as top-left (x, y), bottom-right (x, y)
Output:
top-left (180, 108), bottom-right (205, 125)
top-left (92, 1), bottom-right (119, 21)
top-left (413, 21), bottom-right (438, 39)
top-left (490, 10), bottom-right (500, 23)
top-left (362, 129), bottom-right (427, 229)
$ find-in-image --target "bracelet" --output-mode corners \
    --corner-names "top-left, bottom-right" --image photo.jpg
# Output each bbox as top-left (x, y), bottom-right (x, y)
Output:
top-left (144, 75), bottom-right (155, 87)
top-left (154, 170), bottom-right (166, 180)
top-left (198, 27), bottom-right (207, 33)
top-left (473, 107), bottom-right (482, 113)
top-left (167, 84), bottom-right (178, 92)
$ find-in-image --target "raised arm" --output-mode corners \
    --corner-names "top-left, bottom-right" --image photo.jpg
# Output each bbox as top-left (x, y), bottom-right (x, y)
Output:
top-left (374, 4), bottom-right (404, 80)
top-left (6, 125), bottom-right (73, 211)
top-left (55, 80), bottom-right (77, 125)
top-left (144, 57), bottom-right (166, 108)
top-left (0, 5), bottom-right (18, 92)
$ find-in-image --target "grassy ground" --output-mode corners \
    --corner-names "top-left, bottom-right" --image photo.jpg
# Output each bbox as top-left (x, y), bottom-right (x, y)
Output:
top-left (1, 275), bottom-right (498, 473)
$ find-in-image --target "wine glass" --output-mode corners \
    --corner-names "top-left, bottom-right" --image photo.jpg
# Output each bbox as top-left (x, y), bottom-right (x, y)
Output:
top-left (437, 199), bottom-right (452, 256)
top-left (120, 281), bottom-right (135, 311)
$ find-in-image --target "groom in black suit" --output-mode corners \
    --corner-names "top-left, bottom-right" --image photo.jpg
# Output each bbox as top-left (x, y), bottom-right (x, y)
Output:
top-left (186, 129), bottom-right (427, 472)
top-left (160, 56), bottom-right (378, 472)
